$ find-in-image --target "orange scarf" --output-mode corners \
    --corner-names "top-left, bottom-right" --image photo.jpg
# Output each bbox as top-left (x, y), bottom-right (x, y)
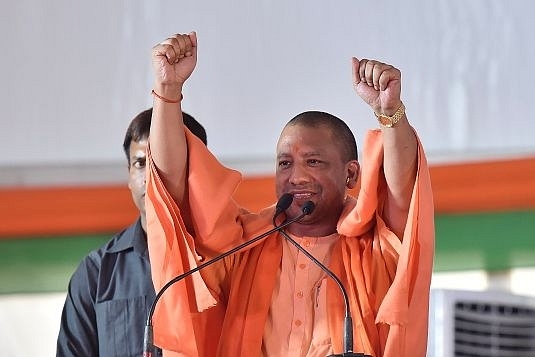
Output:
top-left (146, 129), bottom-right (434, 357)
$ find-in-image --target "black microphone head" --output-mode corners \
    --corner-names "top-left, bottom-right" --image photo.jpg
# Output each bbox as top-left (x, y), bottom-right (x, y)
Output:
top-left (275, 193), bottom-right (293, 216)
top-left (302, 201), bottom-right (315, 215)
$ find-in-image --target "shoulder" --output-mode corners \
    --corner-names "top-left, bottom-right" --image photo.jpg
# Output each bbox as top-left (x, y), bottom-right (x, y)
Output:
top-left (71, 220), bottom-right (140, 280)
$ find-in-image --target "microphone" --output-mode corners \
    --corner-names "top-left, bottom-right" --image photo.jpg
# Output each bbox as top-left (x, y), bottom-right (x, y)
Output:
top-left (274, 192), bottom-right (294, 218)
top-left (142, 193), bottom-right (308, 356)
top-left (272, 198), bottom-right (371, 357)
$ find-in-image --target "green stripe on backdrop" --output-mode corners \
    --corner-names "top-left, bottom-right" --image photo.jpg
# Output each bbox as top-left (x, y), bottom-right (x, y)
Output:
top-left (0, 235), bottom-right (110, 294)
top-left (434, 209), bottom-right (535, 271)
top-left (1, 210), bottom-right (535, 294)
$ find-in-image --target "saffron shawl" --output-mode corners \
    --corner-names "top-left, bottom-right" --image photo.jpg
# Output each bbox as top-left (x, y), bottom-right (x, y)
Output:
top-left (146, 128), bottom-right (434, 357)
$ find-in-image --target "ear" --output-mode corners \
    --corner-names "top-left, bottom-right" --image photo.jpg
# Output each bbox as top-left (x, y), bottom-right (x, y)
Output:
top-left (126, 163), bottom-right (134, 190)
top-left (345, 160), bottom-right (360, 189)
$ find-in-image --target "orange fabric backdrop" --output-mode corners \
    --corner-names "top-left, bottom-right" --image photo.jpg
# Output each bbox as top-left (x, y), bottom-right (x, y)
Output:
top-left (1, 157), bottom-right (535, 238)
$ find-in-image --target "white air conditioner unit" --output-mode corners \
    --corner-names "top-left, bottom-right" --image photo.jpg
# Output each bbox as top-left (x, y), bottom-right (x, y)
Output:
top-left (427, 289), bottom-right (535, 357)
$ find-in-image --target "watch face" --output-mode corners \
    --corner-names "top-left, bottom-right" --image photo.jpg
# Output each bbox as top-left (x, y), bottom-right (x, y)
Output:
top-left (379, 115), bottom-right (393, 127)
top-left (376, 102), bottom-right (404, 128)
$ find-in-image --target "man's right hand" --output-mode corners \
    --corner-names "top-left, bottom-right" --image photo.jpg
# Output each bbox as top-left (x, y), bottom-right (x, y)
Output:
top-left (151, 32), bottom-right (197, 95)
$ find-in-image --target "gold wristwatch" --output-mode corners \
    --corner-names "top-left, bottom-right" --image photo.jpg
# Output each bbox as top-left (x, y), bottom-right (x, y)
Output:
top-left (374, 102), bottom-right (405, 128)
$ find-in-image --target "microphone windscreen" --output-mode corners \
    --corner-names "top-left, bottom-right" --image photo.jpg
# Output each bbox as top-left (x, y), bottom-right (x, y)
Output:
top-left (275, 193), bottom-right (293, 214)
top-left (302, 201), bottom-right (315, 215)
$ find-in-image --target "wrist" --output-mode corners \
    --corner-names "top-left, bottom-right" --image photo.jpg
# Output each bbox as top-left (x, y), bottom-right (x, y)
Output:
top-left (377, 100), bottom-right (403, 116)
top-left (152, 89), bottom-right (183, 103)
top-left (152, 83), bottom-right (183, 100)
top-left (152, 83), bottom-right (183, 104)
top-left (375, 102), bottom-right (405, 128)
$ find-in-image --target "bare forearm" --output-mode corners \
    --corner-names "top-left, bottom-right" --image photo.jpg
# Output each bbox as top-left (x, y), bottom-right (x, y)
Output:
top-left (150, 84), bottom-right (188, 203)
top-left (149, 32), bottom-right (197, 204)
top-left (382, 113), bottom-right (418, 235)
top-left (351, 57), bottom-right (418, 236)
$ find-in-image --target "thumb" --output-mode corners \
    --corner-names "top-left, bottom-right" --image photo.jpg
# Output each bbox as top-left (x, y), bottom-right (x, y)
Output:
top-left (352, 57), bottom-right (361, 85)
top-left (189, 31), bottom-right (198, 48)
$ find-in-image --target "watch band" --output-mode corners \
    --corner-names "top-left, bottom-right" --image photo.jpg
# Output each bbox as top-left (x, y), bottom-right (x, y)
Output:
top-left (374, 102), bottom-right (405, 128)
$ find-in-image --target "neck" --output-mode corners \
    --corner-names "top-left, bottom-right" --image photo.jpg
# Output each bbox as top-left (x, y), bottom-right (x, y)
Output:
top-left (285, 221), bottom-right (337, 237)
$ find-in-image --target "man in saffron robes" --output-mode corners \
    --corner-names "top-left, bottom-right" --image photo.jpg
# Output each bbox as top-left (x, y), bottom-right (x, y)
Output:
top-left (145, 32), bottom-right (435, 357)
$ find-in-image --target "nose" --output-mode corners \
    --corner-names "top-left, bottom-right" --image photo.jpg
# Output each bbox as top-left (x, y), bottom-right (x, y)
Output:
top-left (288, 164), bottom-right (311, 186)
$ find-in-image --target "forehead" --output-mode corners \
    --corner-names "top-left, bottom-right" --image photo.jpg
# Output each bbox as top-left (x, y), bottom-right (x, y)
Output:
top-left (129, 138), bottom-right (148, 156)
top-left (277, 124), bottom-right (338, 155)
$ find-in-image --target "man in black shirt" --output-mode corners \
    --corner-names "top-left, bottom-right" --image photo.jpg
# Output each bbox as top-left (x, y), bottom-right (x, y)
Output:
top-left (56, 108), bottom-right (207, 357)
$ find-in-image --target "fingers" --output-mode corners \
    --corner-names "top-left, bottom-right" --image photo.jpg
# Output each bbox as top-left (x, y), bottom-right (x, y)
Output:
top-left (351, 57), bottom-right (361, 86)
top-left (353, 58), bottom-right (399, 91)
top-left (153, 33), bottom-right (196, 65)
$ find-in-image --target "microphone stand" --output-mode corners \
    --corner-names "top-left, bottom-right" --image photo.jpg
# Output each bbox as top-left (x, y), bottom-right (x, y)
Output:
top-left (142, 204), bottom-right (311, 356)
top-left (273, 228), bottom-right (371, 357)
top-left (278, 229), bottom-right (370, 357)
top-left (274, 206), bottom-right (371, 357)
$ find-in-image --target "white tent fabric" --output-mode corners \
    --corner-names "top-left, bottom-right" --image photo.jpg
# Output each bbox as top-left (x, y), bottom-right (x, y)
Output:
top-left (1, 0), bottom-right (534, 185)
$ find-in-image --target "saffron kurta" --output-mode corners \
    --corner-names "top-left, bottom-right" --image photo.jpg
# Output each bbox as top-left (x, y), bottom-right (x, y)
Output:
top-left (146, 128), bottom-right (434, 357)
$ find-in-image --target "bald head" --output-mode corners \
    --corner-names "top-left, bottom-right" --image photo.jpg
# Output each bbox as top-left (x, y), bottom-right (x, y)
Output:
top-left (284, 111), bottom-right (358, 163)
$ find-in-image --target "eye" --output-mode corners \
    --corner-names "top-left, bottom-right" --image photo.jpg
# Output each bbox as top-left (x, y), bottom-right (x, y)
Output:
top-left (278, 160), bottom-right (291, 168)
top-left (307, 159), bottom-right (322, 166)
top-left (132, 158), bottom-right (146, 169)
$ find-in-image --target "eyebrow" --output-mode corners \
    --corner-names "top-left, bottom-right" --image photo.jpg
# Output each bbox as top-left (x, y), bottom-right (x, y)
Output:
top-left (276, 151), bottom-right (323, 160)
top-left (130, 152), bottom-right (146, 160)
